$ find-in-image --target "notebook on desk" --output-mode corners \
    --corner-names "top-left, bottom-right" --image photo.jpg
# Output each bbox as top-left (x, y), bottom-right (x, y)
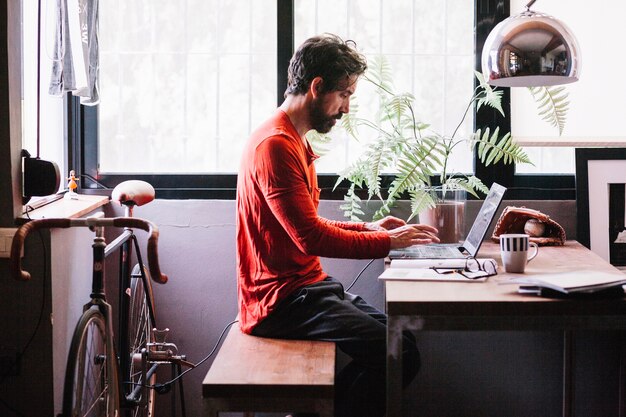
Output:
top-left (389, 182), bottom-right (506, 260)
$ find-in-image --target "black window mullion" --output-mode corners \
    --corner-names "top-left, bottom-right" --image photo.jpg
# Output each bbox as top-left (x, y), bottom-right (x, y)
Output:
top-left (474, 0), bottom-right (513, 189)
top-left (277, 0), bottom-right (294, 106)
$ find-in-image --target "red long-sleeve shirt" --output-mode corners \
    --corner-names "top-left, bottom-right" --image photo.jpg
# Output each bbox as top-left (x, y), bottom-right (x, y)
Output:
top-left (236, 110), bottom-right (390, 333)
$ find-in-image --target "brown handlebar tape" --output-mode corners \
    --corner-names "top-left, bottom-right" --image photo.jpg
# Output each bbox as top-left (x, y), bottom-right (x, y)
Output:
top-left (10, 217), bottom-right (168, 284)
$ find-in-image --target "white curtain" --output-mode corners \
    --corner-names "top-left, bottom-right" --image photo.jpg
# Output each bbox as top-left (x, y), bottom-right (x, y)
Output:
top-left (49, 0), bottom-right (99, 106)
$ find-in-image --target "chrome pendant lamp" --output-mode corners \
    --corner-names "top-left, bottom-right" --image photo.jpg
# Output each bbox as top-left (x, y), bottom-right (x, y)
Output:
top-left (481, 0), bottom-right (581, 87)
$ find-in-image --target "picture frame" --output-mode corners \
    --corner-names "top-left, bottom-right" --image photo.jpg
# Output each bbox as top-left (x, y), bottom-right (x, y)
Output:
top-left (575, 148), bottom-right (626, 265)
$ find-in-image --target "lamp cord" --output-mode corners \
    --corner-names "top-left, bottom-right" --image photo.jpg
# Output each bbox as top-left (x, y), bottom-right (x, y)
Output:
top-left (525, 0), bottom-right (537, 10)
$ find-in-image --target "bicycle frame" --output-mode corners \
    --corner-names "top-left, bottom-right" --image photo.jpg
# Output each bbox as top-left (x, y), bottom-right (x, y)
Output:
top-left (106, 228), bottom-right (158, 407)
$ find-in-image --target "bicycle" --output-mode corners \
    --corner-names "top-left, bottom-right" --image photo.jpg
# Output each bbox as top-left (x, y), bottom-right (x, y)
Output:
top-left (11, 180), bottom-right (191, 417)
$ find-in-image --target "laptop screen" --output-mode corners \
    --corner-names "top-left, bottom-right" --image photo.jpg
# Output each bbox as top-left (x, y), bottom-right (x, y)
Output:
top-left (462, 182), bottom-right (507, 257)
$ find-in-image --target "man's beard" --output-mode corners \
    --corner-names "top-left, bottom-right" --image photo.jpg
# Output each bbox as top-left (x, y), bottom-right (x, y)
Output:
top-left (310, 99), bottom-right (342, 134)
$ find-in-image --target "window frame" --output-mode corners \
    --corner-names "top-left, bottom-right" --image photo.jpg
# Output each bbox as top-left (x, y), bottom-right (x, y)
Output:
top-left (69, 0), bottom-right (575, 201)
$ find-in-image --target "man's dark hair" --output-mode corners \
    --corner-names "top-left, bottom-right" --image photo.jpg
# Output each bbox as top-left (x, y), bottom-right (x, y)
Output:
top-left (285, 33), bottom-right (367, 97)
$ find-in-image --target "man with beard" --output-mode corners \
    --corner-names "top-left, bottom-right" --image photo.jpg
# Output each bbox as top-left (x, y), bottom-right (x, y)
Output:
top-left (236, 34), bottom-right (439, 417)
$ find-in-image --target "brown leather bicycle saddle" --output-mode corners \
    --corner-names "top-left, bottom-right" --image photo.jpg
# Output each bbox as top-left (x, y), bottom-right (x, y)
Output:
top-left (111, 180), bottom-right (155, 207)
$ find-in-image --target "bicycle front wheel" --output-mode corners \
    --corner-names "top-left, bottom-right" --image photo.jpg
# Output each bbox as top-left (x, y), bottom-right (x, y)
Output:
top-left (62, 306), bottom-right (119, 417)
top-left (127, 263), bottom-right (156, 417)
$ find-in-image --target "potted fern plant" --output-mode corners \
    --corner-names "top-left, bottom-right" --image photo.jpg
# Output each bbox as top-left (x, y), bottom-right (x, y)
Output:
top-left (321, 56), bottom-right (568, 243)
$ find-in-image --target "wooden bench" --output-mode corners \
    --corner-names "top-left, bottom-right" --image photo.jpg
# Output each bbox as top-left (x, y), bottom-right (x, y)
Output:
top-left (202, 327), bottom-right (335, 417)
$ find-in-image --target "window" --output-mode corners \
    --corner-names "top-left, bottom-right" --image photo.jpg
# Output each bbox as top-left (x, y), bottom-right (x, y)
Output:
top-left (22, 1), bottom-right (65, 182)
top-left (294, 0), bottom-right (475, 175)
top-left (510, 0), bottom-right (626, 175)
top-left (98, 0), bottom-right (277, 174)
top-left (73, 0), bottom-right (577, 199)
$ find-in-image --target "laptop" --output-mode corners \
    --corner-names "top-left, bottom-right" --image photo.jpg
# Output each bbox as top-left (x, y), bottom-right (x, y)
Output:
top-left (388, 182), bottom-right (506, 259)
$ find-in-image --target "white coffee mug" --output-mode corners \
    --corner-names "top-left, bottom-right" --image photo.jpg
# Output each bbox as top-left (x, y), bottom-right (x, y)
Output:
top-left (500, 233), bottom-right (538, 273)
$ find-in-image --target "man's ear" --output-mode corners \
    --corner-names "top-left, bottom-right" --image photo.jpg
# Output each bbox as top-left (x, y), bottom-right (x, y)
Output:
top-left (310, 77), bottom-right (324, 98)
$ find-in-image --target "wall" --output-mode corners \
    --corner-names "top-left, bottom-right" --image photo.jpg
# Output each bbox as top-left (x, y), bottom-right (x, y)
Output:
top-left (103, 197), bottom-right (621, 417)
top-left (0, 231), bottom-right (56, 417)
top-left (0, 1), bottom-right (54, 416)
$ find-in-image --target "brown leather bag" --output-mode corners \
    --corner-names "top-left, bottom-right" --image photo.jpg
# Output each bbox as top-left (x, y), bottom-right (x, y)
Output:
top-left (491, 206), bottom-right (566, 246)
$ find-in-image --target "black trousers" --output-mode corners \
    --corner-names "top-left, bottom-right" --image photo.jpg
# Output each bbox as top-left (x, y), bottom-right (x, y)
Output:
top-left (251, 277), bottom-right (420, 417)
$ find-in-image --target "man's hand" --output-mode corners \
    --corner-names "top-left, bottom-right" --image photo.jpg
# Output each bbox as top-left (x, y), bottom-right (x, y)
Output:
top-left (365, 216), bottom-right (407, 231)
top-left (387, 224), bottom-right (440, 249)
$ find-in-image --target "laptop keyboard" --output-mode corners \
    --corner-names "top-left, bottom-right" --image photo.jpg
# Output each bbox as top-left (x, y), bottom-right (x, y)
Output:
top-left (390, 244), bottom-right (464, 259)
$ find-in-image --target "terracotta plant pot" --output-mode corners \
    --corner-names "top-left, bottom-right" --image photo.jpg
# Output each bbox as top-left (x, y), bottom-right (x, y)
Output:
top-left (420, 201), bottom-right (465, 244)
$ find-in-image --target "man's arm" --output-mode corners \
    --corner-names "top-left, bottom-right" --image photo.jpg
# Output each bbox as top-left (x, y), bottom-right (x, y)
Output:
top-left (319, 217), bottom-right (369, 232)
top-left (255, 137), bottom-right (438, 257)
top-left (256, 137), bottom-right (389, 259)
top-left (320, 215), bottom-right (407, 232)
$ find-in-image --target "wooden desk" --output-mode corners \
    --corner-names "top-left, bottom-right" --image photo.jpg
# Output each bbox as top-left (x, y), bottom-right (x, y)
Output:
top-left (384, 241), bottom-right (626, 417)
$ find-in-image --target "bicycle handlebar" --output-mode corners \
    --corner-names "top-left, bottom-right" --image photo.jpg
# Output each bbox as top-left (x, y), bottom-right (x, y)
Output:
top-left (10, 217), bottom-right (169, 284)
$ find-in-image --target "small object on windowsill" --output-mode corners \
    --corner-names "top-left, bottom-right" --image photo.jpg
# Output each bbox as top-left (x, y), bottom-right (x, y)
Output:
top-left (65, 170), bottom-right (79, 200)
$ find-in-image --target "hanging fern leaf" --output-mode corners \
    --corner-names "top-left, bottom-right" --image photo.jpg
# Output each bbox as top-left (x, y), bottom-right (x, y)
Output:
top-left (306, 130), bottom-right (333, 157)
top-left (463, 175), bottom-right (489, 195)
top-left (341, 96), bottom-right (361, 140)
top-left (373, 200), bottom-right (394, 221)
top-left (407, 189), bottom-right (436, 221)
top-left (335, 158), bottom-right (370, 192)
top-left (366, 56), bottom-right (394, 96)
top-left (528, 86), bottom-right (569, 135)
top-left (472, 127), bottom-right (532, 166)
top-left (362, 135), bottom-right (397, 198)
top-left (474, 71), bottom-right (505, 116)
top-left (385, 137), bottom-right (442, 204)
top-left (381, 93), bottom-right (415, 127)
top-left (443, 176), bottom-right (488, 198)
top-left (339, 184), bottom-right (365, 221)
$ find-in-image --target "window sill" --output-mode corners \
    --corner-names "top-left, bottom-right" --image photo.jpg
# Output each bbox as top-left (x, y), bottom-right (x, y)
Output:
top-left (19, 194), bottom-right (110, 222)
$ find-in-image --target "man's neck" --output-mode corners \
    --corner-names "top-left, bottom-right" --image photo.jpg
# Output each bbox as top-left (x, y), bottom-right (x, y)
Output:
top-left (279, 95), bottom-right (312, 140)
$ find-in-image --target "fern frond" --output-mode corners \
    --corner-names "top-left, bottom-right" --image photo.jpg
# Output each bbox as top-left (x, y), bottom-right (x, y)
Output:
top-left (341, 97), bottom-right (361, 140)
top-left (339, 184), bottom-right (365, 221)
top-left (366, 56), bottom-right (394, 95)
top-left (407, 189), bottom-right (436, 222)
top-left (474, 71), bottom-right (505, 116)
top-left (472, 127), bottom-right (532, 166)
top-left (443, 176), bottom-right (488, 198)
top-left (306, 130), bottom-right (333, 157)
top-left (362, 135), bottom-right (397, 197)
top-left (335, 161), bottom-right (367, 191)
top-left (373, 200), bottom-right (394, 221)
top-left (386, 137), bottom-right (442, 203)
top-left (528, 86), bottom-right (569, 135)
top-left (381, 93), bottom-right (415, 127)
top-left (463, 175), bottom-right (489, 195)
top-left (474, 70), bottom-right (487, 86)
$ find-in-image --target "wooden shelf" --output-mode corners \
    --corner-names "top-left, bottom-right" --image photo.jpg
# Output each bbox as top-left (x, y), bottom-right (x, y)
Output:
top-left (19, 194), bottom-right (110, 222)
